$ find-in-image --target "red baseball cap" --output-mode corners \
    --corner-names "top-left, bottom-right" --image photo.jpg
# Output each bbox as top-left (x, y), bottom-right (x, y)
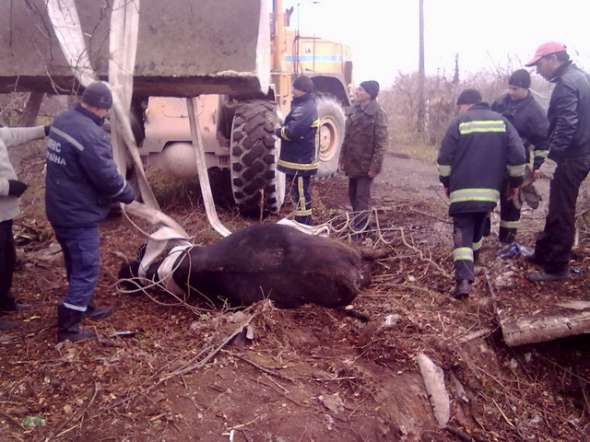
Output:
top-left (525, 41), bottom-right (567, 66)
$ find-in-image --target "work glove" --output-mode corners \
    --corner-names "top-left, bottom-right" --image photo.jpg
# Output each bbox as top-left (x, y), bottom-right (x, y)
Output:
top-left (536, 158), bottom-right (557, 180)
top-left (8, 179), bottom-right (28, 197)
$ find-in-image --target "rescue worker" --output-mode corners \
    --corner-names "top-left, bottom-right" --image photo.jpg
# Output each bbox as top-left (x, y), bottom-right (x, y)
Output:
top-left (340, 80), bottom-right (388, 231)
top-left (438, 89), bottom-right (526, 298)
top-left (491, 69), bottom-right (549, 244)
top-left (276, 75), bottom-right (319, 225)
top-left (46, 81), bottom-right (135, 342)
top-left (1, 123), bottom-right (49, 330)
top-left (524, 42), bottom-right (590, 282)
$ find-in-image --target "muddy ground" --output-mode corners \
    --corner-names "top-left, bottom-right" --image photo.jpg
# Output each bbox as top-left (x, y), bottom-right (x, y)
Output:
top-left (1, 143), bottom-right (590, 441)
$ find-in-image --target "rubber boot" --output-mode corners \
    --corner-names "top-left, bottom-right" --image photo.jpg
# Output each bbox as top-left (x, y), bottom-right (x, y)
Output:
top-left (0, 319), bottom-right (18, 331)
top-left (0, 295), bottom-right (29, 313)
top-left (452, 280), bottom-right (472, 299)
top-left (85, 303), bottom-right (113, 321)
top-left (526, 269), bottom-right (569, 283)
top-left (57, 305), bottom-right (96, 343)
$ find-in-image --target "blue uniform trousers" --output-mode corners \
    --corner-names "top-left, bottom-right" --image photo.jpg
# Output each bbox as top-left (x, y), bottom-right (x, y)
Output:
top-left (53, 225), bottom-right (100, 312)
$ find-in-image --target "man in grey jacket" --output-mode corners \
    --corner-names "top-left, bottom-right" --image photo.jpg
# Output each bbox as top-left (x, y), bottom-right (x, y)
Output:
top-left (0, 123), bottom-right (49, 327)
top-left (340, 81), bottom-right (388, 232)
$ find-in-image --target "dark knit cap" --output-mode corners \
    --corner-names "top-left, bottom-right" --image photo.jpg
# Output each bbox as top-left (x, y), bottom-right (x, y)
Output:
top-left (508, 69), bottom-right (531, 89)
top-left (456, 88), bottom-right (482, 106)
top-left (82, 81), bottom-right (113, 109)
top-left (292, 75), bottom-right (314, 94)
top-left (360, 80), bottom-right (380, 99)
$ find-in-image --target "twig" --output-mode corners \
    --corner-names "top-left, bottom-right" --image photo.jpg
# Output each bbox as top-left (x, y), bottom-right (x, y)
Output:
top-left (223, 414), bottom-right (264, 433)
top-left (409, 208), bottom-right (451, 224)
top-left (0, 410), bottom-right (24, 431)
top-left (446, 424), bottom-right (487, 442)
top-left (398, 227), bottom-right (451, 279)
top-left (491, 397), bottom-right (515, 428)
top-left (226, 351), bottom-right (295, 384)
top-left (159, 312), bottom-right (258, 381)
top-left (456, 327), bottom-right (495, 344)
top-left (47, 383), bottom-right (99, 441)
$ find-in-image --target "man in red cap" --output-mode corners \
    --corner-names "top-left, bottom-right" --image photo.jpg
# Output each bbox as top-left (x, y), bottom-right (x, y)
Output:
top-left (525, 42), bottom-right (590, 282)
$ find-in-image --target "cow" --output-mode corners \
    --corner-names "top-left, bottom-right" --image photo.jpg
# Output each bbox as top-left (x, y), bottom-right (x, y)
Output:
top-left (118, 223), bottom-right (367, 312)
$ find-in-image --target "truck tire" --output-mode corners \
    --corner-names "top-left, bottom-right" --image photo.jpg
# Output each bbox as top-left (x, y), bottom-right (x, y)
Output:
top-left (316, 96), bottom-right (346, 177)
top-left (230, 100), bottom-right (282, 216)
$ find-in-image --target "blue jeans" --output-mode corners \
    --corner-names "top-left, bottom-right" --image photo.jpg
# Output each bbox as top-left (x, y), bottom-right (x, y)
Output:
top-left (53, 225), bottom-right (100, 312)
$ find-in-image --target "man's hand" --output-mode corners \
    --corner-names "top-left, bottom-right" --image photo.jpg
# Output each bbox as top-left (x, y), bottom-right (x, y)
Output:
top-left (368, 169), bottom-right (378, 178)
top-left (8, 179), bottom-right (28, 198)
top-left (507, 186), bottom-right (520, 202)
top-left (536, 158), bottom-right (557, 180)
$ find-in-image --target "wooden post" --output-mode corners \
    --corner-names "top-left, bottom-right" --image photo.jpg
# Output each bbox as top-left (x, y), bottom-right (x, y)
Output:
top-left (18, 92), bottom-right (44, 126)
top-left (417, 0), bottom-right (425, 135)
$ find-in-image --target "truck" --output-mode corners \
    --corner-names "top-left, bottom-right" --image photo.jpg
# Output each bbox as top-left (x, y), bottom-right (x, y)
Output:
top-left (0, 0), bottom-right (353, 217)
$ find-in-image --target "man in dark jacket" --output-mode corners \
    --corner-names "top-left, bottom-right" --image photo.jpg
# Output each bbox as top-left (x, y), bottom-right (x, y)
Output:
top-left (46, 81), bottom-right (135, 342)
top-left (276, 75), bottom-right (319, 225)
top-left (341, 81), bottom-right (388, 231)
top-left (492, 69), bottom-right (549, 243)
top-left (438, 89), bottom-right (526, 298)
top-left (524, 42), bottom-right (590, 282)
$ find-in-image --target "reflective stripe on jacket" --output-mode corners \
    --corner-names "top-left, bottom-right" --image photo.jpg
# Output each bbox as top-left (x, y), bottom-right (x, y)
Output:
top-left (437, 102), bottom-right (527, 215)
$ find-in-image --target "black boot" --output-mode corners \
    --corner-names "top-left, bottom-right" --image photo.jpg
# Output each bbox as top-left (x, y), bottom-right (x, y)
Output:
top-left (526, 269), bottom-right (569, 283)
top-left (57, 305), bottom-right (96, 343)
top-left (452, 280), bottom-right (472, 299)
top-left (85, 303), bottom-right (113, 321)
top-left (0, 295), bottom-right (29, 313)
top-left (0, 319), bottom-right (18, 331)
top-left (526, 253), bottom-right (545, 267)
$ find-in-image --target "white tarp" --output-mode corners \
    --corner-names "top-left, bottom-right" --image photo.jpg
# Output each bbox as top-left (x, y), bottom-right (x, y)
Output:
top-left (47, 0), bottom-right (159, 210)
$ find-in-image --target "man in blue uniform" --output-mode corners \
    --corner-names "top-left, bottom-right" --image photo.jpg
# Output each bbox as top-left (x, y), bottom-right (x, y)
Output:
top-left (438, 89), bottom-right (526, 298)
top-left (46, 82), bottom-right (135, 342)
top-left (276, 75), bottom-right (319, 225)
top-left (492, 69), bottom-right (549, 244)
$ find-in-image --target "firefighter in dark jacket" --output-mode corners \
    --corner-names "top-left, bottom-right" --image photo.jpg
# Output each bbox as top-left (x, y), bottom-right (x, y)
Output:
top-left (492, 69), bottom-right (549, 243)
top-left (276, 75), bottom-right (319, 225)
top-left (341, 80), bottom-right (388, 231)
top-left (438, 89), bottom-right (526, 298)
top-left (524, 42), bottom-right (590, 282)
top-left (46, 82), bottom-right (135, 342)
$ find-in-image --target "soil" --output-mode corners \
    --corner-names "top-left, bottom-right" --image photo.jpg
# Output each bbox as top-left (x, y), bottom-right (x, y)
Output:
top-left (1, 145), bottom-right (590, 441)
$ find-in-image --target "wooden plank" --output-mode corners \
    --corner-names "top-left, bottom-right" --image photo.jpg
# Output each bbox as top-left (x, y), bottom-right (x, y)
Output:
top-left (499, 310), bottom-right (590, 347)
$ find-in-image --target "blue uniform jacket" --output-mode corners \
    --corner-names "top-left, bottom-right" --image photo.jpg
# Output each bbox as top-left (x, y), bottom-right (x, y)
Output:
top-left (276, 93), bottom-right (320, 176)
top-left (45, 104), bottom-right (135, 227)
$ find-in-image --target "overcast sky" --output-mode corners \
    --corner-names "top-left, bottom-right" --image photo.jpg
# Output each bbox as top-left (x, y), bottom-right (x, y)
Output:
top-left (282, 0), bottom-right (589, 87)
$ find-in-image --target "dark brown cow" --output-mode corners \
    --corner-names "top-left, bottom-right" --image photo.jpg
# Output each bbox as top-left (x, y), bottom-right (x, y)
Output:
top-left (119, 223), bottom-right (365, 309)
